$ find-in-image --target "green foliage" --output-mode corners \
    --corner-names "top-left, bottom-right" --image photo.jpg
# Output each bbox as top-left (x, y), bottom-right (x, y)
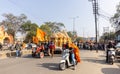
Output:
top-left (67, 31), bottom-right (74, 39)
top-left (110, 2), bottom-right (120, 27)
top-left (0, 13), bottom-right (66, 43)
top-left (40, 22), bottom-right (65, 39)
top-left (20, 21), bottom-right (38, 33)
top-left (24, 31), bottom-right (35, 43)
top-left (40, 24), bottom-right (51, 37)
top-left (76, 37), bottom-right (83, 42)
top-left (67, 31), bottom-right (77, 41)
top-left (44, 22), bottom-right (65, 33)
top-left (21, 21), bottom-right (39, 43)
top-left (1, 13), bottom-right (27, 38)
top-left (100, 32), bottom-right (115, 41)
top-left (6, 28), bottom-right (15, 36)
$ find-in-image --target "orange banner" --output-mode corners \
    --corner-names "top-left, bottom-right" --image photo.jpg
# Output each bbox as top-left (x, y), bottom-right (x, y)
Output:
top-left (36, 28), bottom-right (45, 41)
top-left (33, 36), bottom-right (38, 44)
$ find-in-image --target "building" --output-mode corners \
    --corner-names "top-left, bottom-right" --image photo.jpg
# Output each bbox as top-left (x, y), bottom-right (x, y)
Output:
top-left (0, 25), bottom-right (13, 44)
top-left (50, 30), bottom-right (71, 47)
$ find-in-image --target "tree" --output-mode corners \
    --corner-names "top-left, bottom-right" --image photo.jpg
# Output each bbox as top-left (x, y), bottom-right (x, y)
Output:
top-left (24, 31), bottom-right (35, 43)
top-left (20, 21), bottom-right (38, 34)
top-left (44, 22), bottom-right (65, 33)
top-left (76, 37), bottom-right (83, 42)
top-left (40, 24), bottom-right (51, 38)
top-left (67, 31), bottom-right (73, 38)
top-left (20, 21), bottom-right (39, 43)
top-left (6, 28), bottom-right (15, 37)
top-left (0, 13), bottom-right (27, 38)
top-left (110, 2), bottom-right (120, 27)
top-left (67, 31), bottom-right (77, 41)
top-left (100, 32), bottom-right (115, 43)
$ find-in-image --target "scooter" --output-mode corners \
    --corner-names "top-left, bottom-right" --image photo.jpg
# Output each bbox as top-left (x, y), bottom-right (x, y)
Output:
top-left (59, 48), bottom-right (77, 70)
top-left (108, 48), bottom-right (115, 65)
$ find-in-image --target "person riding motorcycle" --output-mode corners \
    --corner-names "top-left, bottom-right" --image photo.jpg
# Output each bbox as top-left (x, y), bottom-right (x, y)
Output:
top-left (106, 41), bottom-right (115, 63)
top-left (59, 42), bottom-right (76, 70)
top-left (69, 47), bottom-right (76, 67)
top-left (65, 42), bottom-right (76, 66)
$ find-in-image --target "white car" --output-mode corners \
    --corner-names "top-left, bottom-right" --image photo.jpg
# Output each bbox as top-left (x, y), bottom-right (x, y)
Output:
top-left (31, 43), bottom-right (37, 47)
top-left (25, 43), bottom-right (37, 49)
top-left (115, 43), bottom-right (120, 48)
top-left (115, 42), bottom-right (120, 56)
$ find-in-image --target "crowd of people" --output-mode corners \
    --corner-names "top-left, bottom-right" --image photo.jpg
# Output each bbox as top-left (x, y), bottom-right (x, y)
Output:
top-left (0, 40), bottom-right (56, 57)
top-left (75, 41), bottom-right (106, 51)
top-left (1, 39), bottom-right (117, 62)
top-left (27, 40), bottom-right (81, 63)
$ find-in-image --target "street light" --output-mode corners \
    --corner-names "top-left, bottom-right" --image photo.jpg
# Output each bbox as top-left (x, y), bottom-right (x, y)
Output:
top-left (71, 16), bottom-right (79, 33)
top-left (70, 16), bottom-right (79, 41)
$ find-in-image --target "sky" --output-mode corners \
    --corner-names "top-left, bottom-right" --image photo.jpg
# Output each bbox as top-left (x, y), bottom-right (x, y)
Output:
top-left (0, 0), bottom-right (120, 37)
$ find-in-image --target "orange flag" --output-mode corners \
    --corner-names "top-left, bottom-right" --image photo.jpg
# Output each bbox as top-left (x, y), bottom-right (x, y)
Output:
top-left (69, 43), bottom-right (81, 63)
top-left (33, 36), bottom-right (38, 44)
top-left (36, 28), bottom-right (45, 41)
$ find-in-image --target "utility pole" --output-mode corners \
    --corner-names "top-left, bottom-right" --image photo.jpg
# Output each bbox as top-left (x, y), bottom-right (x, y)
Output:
top-left (91, 0), bottom-right (98, 43)
top-left (73, 17), bottom-right (75, 33)
top-left (83, 27), bottom-right (85, 38)
top-left (89, 0), bottom-right (99, 52)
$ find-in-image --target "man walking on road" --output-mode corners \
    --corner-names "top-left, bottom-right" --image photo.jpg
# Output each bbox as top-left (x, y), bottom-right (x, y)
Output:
top-left (49, 41), bottom-right (55, 57)
top-left (15, 42), bottom-right (21, 57)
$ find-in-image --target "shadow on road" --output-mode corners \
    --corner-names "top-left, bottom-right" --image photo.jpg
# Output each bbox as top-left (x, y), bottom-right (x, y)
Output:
top-left (37, 63), bottom-right (60, 71)
top-left (102, 68), bottom-right (120, 74)
top-left (22, 54), bottom-right (33, 58)
top-left (82, 57), bottom-right (106, 64)
top-left (22, 54), bottom-right (61, 58)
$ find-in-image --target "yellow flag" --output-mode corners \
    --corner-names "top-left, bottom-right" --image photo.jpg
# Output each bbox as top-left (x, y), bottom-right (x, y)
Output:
top-left (36, 28), bottom-right (45, 41)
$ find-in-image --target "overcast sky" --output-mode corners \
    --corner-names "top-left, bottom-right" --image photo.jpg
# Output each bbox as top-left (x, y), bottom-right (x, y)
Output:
top-left (0, 0), bottom-right (120, 37)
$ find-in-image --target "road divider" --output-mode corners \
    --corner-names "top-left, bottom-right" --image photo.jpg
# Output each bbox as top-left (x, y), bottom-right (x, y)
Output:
top-left (0, 50), bottom-right (32, 59)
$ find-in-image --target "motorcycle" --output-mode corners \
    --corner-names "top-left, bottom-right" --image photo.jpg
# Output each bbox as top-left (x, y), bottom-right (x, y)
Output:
top-left (107, 48), bottom-right (115, 65)
top-left (32, 47), bottom-right (44, 58)
top-left (59, 48), bottom-right (77, 70)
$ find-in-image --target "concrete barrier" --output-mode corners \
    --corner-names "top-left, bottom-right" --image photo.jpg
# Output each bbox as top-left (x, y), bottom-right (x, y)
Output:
top-left (0, 50), bottom-right (32, 59)
top-left (0, 52), bottom-right (8, 59)
top-left (22, 50), bottom-right (32, 55)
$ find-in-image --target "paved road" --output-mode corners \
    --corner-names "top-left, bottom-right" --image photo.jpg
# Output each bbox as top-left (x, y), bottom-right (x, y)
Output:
top-left (0, 50), bottom-right (120, 74)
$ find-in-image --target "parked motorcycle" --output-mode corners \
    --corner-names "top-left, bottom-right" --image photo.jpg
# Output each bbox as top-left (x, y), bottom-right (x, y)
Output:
top-left (59, 48), bottom-right (77, 70)
top-left (107, 48), bottom-right (115, 65)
